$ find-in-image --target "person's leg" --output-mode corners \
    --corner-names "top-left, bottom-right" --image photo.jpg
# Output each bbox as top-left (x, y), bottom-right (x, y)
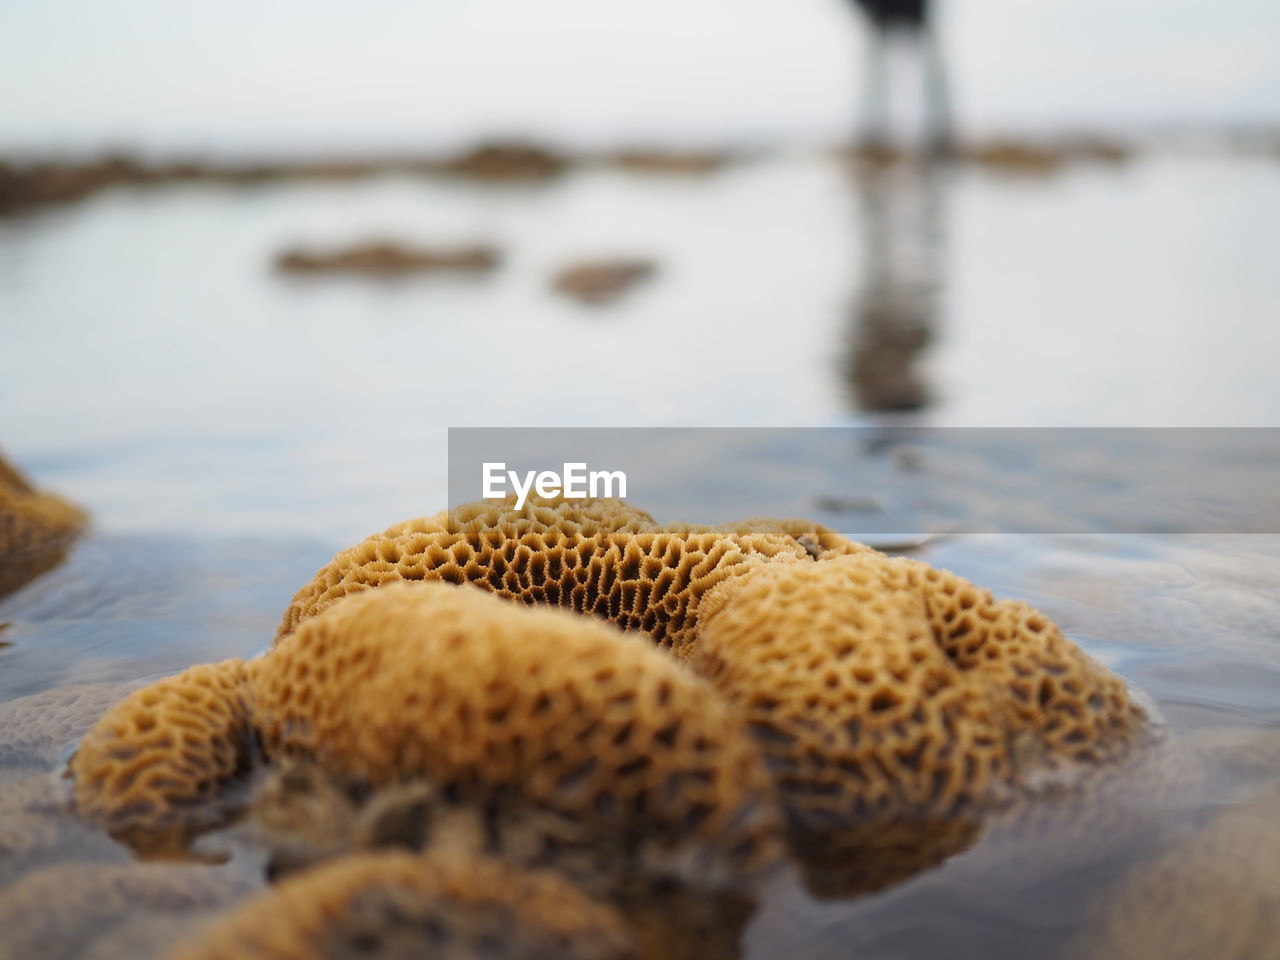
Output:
top-left (859, 24), bottom-right (892, 149)
top-left (920, 19), bottom-right (954, 159)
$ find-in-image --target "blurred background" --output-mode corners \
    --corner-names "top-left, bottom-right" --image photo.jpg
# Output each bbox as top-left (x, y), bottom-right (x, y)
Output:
top-left (1, 0), bottom-right (1278, 541)
top-left (3, 6), bottom-right (1280, 959)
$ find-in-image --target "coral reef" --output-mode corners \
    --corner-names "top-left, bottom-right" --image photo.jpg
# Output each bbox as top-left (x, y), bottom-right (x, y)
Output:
top-left (256, 582), bottom-right (780, 893)
top-left (0, 450), bottom-right (86, 599)
top-left (69, 659), bottom-right (257, 853)
top-left (551, 260), bottom-right (657, 305)
top-left (275, 498), bottom-right (1148, 887)
top-left (58, 497), bottom-right (1160, 949)
top-left (690, 554), bottom-right (1146, 893)
top-left (167, 851), bottom-right (632, 960)
top-left (275, 242), bottom-right (500, 278)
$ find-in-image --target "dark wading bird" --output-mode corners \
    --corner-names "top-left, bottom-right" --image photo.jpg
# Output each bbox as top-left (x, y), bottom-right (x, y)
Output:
top-left (844, 0), bottom-right (954, 157)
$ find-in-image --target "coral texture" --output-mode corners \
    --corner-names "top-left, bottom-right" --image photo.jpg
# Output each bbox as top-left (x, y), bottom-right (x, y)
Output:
top-left (0, 449), bottom-right (86, 598)
top-left (256, 582), bottom-right (780, 891)
top-left (68, 659), bottom-right (257, 851)
top-left (167, 851), bottom-right (633, 960)
top-left (274, 497), bottom-right (1148, 890)
top-left (277, 497), bottom-right (866, 655)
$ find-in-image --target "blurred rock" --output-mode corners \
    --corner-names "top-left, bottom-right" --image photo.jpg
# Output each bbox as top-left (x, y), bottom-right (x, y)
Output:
top-left (274, 241), bottom-right (501, 278)
top-left (551, 259), bottom-right (657, 306)
top-left (605, 149), bottom-right (730, 175)
top-left (431, 141), bottom-right (571, 182)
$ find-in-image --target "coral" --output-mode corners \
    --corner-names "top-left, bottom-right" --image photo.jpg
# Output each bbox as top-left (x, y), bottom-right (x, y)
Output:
top-left (256, 582), bottom-right (780, 892)
top-left (69, 659), bottom-right (258, 852)
top-left (242, 762), bottom-right (758, 960)
top-left (273, 497), bottom-right (1147, 893)
top-left (551, 259), bottom-right (657, 305)
top-left (0, 861), bottom-right (255, 960)
top-left (275, 241), bottom-right (500, 277)
top-left (692, 555), bottom-right (1147, 832)
top-left (0, 449), bottom-right (86, 599)
top-left (0, 682), bottom-right (129, 768)
top-left (167, 851), bottom-right (632, 960)
top-left (276, 496), bottom-right (866, 656)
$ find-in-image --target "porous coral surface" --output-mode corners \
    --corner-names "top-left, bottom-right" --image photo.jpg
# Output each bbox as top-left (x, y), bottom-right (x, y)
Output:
top-left (257, 582), bottom-right (780, 891)
top-left (278, 499), bottom-right (1148, 848)
top-left (69, 659), bottom-right (258, 851)
top-left (167, 851), bottom-right (634, 960)
top-left (0, 449), bottom-right (86, 598)
top-left (277, 497), bottom-right (867, 655)
top-left (692, 554), bottom-right (1147, 827)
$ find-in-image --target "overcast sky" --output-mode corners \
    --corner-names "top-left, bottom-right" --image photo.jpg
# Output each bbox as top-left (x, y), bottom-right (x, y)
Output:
top-left (2, 0), bottom-right (1278, 151)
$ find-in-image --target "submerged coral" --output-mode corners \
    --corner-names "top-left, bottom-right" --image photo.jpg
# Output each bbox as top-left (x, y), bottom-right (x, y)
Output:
top-left (69, 660), bottom-right (257, 853)
top-left (0, 450), bottom-right (86, 599)
top-left (60, 497), bottom-right (1159, 948)
top-left (274, 498), bottom-right (1149, 884)
top-left (167, 851), bottom-right (632, 960)
top-left (256, 583), bottom-right (780, 892)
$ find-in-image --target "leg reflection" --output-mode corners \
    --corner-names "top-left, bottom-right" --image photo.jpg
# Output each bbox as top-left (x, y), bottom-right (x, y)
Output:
top-left (844, 159), bottom-right (945, 414)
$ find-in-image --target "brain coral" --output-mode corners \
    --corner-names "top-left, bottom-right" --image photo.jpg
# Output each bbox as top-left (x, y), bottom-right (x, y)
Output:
top-left (256, 582), bottom-right (780, 892)
top-left (277, 499), bottom-right (1147, 862)
top-left (68, 659), bottom-right (258, 852)
top-left (277, 496), bottom-right (867, 655)
top-left (692, 553), bottom-right (1146, 890)
top-left (0, 449), bottom-right (86, 598)
top-left (167, 851), bottom-right (633, 960)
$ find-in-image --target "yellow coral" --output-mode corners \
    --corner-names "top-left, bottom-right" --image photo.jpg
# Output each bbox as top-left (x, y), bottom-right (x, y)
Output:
top-left (68, 659), bottom-right (257, 852)
top-left (0, 449), bottom-right (86, 599)
top-left (272, 498), bottom-right (1148, 897)
top-left (257, 582), bottom-right (780, 892)
top-left (167, 851), bottom-right (632, 960)
top-left (277, 497), bottom-right (867, 657)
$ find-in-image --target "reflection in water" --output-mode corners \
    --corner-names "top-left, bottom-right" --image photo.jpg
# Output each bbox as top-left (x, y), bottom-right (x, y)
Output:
top-left (844, 0), bottom-right (953, 156)
top-left (844, 158), bottom-right (945, 414)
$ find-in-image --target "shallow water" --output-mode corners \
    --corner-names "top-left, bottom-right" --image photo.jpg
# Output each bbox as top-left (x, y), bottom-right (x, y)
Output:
top-left (2, 148), bottom-right (1279, 958)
